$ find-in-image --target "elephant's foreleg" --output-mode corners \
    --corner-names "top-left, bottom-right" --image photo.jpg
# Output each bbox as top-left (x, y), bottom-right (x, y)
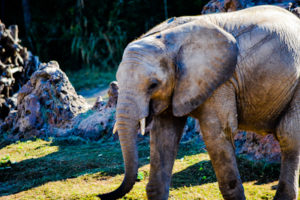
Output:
top-left (195, 83), bottom-right (245, 200)
top-left (200, 123), bottom-right (245, 200)
top-left (275, 92), bottom-right (300, 200)
top-left (146, 109), bottom-right (187, 200)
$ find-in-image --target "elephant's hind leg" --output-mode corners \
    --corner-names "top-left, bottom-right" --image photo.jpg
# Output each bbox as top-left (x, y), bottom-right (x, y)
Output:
top-left (146, 108), bottom-right (187, 200)
top-left (274, 89), bottom-right (300, 200)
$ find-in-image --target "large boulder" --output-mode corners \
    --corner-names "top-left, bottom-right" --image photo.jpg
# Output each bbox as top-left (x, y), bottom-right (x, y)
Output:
top-left (1, 61), bottom-right (90, 139)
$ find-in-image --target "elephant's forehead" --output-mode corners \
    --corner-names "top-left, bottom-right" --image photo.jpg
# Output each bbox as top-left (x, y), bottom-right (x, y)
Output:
top-left (117, 63), bottom-right (151, 82)
top-left (117, 62), bottom-right (168, 86)
top-left (125, 36), bottom-right (164, 53)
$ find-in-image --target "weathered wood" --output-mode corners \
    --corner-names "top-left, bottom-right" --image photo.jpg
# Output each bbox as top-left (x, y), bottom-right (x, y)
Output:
top-left (0, 20), bottom-right (39, 120)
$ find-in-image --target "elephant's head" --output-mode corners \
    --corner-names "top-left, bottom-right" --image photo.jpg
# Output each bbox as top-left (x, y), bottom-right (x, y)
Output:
top-left (99, 19), bottom-right (238, 199)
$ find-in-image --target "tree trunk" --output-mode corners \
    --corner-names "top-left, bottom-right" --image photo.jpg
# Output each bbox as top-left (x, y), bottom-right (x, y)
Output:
top-left (22, 0), bottom-right (31, 35)
top-left (164, 0), bottom-right (168, 19)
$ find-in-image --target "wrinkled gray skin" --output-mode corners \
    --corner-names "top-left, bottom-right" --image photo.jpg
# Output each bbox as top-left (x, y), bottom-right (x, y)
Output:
top-left (99, 5), bottom-right (300, 200)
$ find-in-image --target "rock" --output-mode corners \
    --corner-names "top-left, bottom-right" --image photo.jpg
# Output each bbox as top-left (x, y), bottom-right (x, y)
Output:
top-left (202, 0), bottom-right (298, 14)
top-left (71, 108), bottom-right (115, 140)
top-left (91, 81), bottom-right (119, 111)
top-left (291, 6), bottom-right (300, 17)
top-left (234, 132), bottom-right (281, 163)
top-left (92, 96), bottom-right (105, 111)
top-left (181, 117), bottom-right (201, 143)
top-left (0, 66), bottom-right (121, 142)
top-left (202, 0), bottom-right (247, 14)
top-left (60, 81), bottom-right (119, 140)
top-left (1, 61), bottom-right (90, 139)
top-left (106, 81), bottom-right (119, 108)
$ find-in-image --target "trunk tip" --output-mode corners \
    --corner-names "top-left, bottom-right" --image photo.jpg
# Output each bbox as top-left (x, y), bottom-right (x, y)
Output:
top-left (97, 178), bottom-right (136, 200)
top-left (98, 191), bottom-right (122, 200)
top-left (97, 193), bottom-right (116, 200)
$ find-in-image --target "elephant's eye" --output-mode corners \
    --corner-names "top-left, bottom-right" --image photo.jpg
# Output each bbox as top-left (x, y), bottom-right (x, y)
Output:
top-left (148, 79), bottom-right (159, 91)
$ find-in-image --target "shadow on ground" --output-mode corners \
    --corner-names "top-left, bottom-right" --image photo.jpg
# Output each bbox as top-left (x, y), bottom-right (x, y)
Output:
top-left (0, 136), bottom-right (283, 197)
top-left (0, 135), bottom-right (205, 197)
top-left (0, 139), bottom-right (149, 197)
top-left (171, 155), bottom-right (281, 189)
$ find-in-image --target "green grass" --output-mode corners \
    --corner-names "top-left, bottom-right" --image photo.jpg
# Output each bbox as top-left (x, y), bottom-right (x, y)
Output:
top-left (0, 138), bottom-right (298, 200)
top-left (66, 68), bottom-right (116, 91)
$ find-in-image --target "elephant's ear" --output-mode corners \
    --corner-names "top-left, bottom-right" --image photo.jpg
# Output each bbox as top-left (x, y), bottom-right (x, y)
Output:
top-left (165, 20), bottom-right (238, 117)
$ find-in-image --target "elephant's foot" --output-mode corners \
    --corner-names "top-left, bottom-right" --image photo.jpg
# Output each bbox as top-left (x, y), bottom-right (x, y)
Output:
top-left (219, 180), bottom-right (245, 200)
top-left (274, 181), bottom-right (298, 200)
top-left (146, 183), bottom-right (168, 200)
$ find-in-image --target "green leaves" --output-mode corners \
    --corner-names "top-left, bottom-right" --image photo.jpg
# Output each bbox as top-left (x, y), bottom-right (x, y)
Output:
top-left (137, 171), bottom-right (145, 181)
top-left (2, 155), bottom-right (10, 161)
top-left (70, 1), bottom-right (127, 71)
top-left (0, 155), bottom-right (12, 169)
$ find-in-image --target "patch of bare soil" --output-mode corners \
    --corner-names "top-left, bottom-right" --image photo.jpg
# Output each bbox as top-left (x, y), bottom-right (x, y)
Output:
top-left (79, 87), bottom-right (109, 105)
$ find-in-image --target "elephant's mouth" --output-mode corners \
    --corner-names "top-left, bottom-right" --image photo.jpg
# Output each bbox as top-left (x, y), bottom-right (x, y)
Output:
top-left (145, 112), bottom-right (153, 131)
top-left (138, 100), bottom-right (169, 135)
top-left (139, 100), bottom-right (154, 135)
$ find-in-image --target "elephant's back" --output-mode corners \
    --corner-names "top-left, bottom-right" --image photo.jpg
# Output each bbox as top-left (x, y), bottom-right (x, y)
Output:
top-left (204, 5), bottom-right (300, 73)
top-left (207, 6), bottom-right (300, 134)
top-left (205, 5), bottom-right (300, 28)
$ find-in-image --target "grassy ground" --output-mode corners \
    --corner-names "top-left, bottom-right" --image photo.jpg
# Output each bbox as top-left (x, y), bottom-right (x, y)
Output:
top-left (0, 137), bottom-right (298, 200)
top-left (66, 68), bottom-right (116, 92)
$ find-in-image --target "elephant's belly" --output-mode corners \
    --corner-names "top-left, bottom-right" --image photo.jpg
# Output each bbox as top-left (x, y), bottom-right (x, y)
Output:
top-left (237, 85), bottom-right (295, 135)
top-left (234, 64), bottom-right (299, 136)
top-left (232, 26), bottom-right (300, 135)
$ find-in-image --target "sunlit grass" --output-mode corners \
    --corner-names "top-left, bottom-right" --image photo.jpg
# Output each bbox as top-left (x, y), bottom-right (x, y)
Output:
top-left (0, 137), bottom-right (298, 200)
top-left (0, 139), bottom-right (59, 162)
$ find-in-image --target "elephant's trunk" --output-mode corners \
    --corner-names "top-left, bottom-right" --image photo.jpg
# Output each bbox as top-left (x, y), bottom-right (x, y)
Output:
top-left (99, 94), bottom-right (140, 200)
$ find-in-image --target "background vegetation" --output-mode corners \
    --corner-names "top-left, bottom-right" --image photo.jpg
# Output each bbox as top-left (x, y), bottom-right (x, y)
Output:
top-left (1, 0), bottom-right (210, 90)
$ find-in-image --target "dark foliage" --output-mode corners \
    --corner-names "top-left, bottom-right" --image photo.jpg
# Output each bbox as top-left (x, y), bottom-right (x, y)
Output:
top-left (0, 0), bottom-right (210, 71)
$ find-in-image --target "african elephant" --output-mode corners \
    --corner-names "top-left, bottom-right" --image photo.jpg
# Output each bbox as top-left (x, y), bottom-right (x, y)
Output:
top-left (99, 5), bottom-right (300, 200)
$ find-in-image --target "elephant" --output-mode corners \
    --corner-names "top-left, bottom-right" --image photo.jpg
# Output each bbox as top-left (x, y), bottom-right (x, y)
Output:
top-left (99, 5), bottom-right (300, 200)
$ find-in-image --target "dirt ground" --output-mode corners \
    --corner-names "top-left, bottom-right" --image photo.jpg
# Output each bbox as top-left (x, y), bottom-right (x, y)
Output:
top-left (79, 87), bottom-right (109, 105)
